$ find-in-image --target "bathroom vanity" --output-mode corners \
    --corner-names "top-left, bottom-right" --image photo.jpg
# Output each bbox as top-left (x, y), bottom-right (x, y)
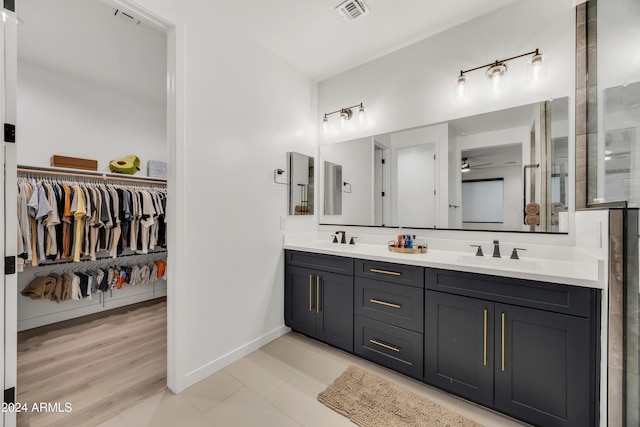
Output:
top-left (284, 240), bottom-right (601, 427)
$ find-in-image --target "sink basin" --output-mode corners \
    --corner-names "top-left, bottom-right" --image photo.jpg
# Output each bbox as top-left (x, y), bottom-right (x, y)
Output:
top-left (456, 255), bottom-right (540, 271)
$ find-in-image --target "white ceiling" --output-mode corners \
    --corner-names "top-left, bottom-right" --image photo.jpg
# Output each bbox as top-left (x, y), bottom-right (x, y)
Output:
top-left (17, 0), bottom-right (167, 104)
top-left (214, 0), bottom-right (520, 81)
top-left (16, 0), bottom-right (520, 103)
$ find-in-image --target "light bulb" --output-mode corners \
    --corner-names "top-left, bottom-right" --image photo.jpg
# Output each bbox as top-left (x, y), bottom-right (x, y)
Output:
top-left (486, 63), bottom-right (506, 92)
top-left (457, 75), bottom-right (467, 98)
top-left (339, 111), bottom-right (347, 129)
top-left (322, 116), bottom-right (328, 133)
top-left (358, 105), bottom-right (366, 124)
top-left (527, 53), bottom-right (544, 84)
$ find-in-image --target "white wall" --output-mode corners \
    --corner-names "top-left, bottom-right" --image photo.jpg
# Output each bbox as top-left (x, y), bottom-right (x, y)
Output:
top-left (318, 0), bottom-right (575, 142)
top-left (320, 137), bottom-right (374, 225)
top-left (17, 59), bottom-right (167, 175)
top-left (107, 0), bottom-right (319, 392)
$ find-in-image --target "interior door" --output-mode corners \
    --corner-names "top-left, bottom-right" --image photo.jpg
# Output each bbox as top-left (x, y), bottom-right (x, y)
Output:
top-left (0, 2), bottom-right (18, 427)
top-left (396, 144), bottom-right (436, 227)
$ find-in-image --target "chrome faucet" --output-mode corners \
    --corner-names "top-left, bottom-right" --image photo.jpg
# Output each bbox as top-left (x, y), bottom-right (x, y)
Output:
top-left (492, 240), bottom-right (501, 258)
top-left (336, 231), bottom-right (347, 244)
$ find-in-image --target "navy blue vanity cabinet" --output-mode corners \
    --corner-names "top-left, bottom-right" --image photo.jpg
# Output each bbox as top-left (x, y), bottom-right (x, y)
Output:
top-left (424, 291), bottom-right (495, 407)
top-left (285, 251), bottom-right (354, 352)
top-left (424, 268), bottom-right (598, 427)
top-left (353, 259), bottom-right (424, 379)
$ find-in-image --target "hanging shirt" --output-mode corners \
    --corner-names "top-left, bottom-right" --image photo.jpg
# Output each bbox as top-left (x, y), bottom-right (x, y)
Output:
top-left (72, 185), bottom-right (87, 262)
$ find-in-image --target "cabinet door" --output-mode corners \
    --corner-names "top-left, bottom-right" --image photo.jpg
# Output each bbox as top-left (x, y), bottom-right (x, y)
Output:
top-left (285, 265), bottom-right (317, 338)
top-left (424, 291), bottom-right (494, 407)
top-left (316, 270), bottom-right (353, 352)
top-left (495, 304), bottom-right (591, 427)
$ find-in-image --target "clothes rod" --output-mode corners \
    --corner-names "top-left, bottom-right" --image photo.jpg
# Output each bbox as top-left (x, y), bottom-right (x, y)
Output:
top-left (17, 165), bottom-right (167, 185)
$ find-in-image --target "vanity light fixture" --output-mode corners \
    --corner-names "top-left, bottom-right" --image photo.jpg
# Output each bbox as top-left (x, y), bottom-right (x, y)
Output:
top-left (456, 48), bottom-right (543, 97)
top-left (322, 102), bottom-right (366, 132)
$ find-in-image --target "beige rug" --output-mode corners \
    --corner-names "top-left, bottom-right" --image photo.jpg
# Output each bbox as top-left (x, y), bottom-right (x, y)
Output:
top-left (318, 366), bottom-right (484, 427)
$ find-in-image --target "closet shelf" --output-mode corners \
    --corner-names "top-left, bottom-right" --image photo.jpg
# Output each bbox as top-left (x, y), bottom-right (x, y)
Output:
top-left (17, 164), bottom-right (167, 185)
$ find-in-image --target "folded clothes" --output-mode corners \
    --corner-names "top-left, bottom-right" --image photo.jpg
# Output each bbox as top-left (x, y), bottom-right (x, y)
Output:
top-left (525, 214), bottom-right (540, 226)
top-left (525, 202), bottom-right (540, 215)
top-left (21, 276), bottom-right (57, 300)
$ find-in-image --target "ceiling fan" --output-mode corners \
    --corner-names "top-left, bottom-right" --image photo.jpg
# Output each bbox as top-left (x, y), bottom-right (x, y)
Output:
top-left (461, 157), bottom-right (493, 173)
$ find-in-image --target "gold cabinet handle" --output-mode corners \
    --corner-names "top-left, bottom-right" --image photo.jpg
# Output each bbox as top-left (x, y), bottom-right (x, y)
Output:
top-left (501, 312), bottom-right (505, 372)
top-left (316, 276), bottom-right (321, 313)
top-left (370, 268), bottom-right (401, 276)
top-left (369, 339), bottom-right (400, 352)
top-left (370, 299), bottom-right (401, 309)
top-left (483, 309), bottom-right (488, 367)
top-left (309, 275), bottom-right (313, 312)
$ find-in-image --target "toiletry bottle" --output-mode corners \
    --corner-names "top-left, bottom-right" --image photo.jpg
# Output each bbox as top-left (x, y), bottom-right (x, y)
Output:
top-left (412, 234), bottom-right (417, 248)
top-left (397, 235), bottom-right (403, 247)
top-left (406, 234), bottom-right (412, 249)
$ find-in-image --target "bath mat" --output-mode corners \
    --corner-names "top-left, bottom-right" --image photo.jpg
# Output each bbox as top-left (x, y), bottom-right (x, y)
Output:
top-left (318, 365), bottom-right (484, 427)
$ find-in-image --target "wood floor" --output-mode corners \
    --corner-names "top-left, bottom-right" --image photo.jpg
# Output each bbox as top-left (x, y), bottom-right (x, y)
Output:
top-left (17, 298), bottom-right (167, 427)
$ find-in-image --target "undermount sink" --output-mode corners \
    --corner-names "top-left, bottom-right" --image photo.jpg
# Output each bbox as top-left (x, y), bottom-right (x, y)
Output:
top-left (456, 255), bottom-right (540, 271)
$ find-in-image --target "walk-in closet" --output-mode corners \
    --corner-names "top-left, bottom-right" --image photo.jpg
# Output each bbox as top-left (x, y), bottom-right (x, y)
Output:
top-left (15, 0), bottom-right (168, 425)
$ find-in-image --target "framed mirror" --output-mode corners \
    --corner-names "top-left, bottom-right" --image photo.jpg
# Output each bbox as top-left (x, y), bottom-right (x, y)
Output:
top-left (319, 97), bottom-right (569, 232)
top-left (287, 152), bottom-right (314, 215)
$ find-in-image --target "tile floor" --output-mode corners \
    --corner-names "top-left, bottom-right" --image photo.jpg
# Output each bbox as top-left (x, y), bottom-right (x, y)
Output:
top-left (97, 332), bottom-right (531, 427)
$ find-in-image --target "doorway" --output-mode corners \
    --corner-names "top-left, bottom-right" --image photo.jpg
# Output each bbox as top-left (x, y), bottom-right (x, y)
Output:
top-left (6, 0), bottom-right (176, 425)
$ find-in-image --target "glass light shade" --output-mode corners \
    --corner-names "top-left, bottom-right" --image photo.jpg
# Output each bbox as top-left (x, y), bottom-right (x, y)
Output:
top-left (322, 116), bottom-right (329, 133)
top-left (527, 54), bottom-right (545, 84)
top-left (486, 63), bottom-right (507, 92)
top-left (339, 111), bottom-right (347, 128)
top-left (456, 75), bottom-right (468, 98)
top-left (358, 105), bottom-right (366, 124)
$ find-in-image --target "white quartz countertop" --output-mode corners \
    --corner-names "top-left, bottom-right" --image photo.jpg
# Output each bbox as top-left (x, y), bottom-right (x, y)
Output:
top-left (283, 239), bottom-right (605, 289)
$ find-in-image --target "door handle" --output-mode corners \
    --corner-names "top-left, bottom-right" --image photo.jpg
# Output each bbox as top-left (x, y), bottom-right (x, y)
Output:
top-left (309, 275), bottom-right (313, 312)
top-left (483, 309), bottom-right (488, 367)
top-left (316, 275), bottom-right (321, 313)
top-left (501, 312), bottom-right (505, 372)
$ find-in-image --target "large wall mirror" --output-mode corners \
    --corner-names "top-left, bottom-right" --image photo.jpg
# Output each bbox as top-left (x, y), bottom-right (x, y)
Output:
top-left (319, 97), bottom-right (569, 233)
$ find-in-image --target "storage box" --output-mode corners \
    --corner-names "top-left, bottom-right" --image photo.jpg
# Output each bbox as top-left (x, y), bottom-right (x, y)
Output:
top-left (50, 155), bottom-right (98, 171)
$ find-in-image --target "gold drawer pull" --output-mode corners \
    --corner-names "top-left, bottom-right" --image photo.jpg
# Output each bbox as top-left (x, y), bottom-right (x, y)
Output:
top-left (370, 268), bottom-right (401, 276)
top-left (369, 339), bottom-right (400, 352)
top-left (370, 299), bottom-right (401, 309)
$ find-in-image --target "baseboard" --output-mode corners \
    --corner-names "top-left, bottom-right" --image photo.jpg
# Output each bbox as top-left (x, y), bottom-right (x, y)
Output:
top-left (181, 325), bottom-right (291, 391)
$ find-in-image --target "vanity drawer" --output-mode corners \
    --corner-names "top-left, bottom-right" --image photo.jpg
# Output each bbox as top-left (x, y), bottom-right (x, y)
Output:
top-left (354, 277), bottom-right (424, 333)
top-left (354, 315), bottom-right (423, 379)
top-left (286, 250), bottom-right (354, 275)
top-left (355, 259), bottom-right (423, 288)
top-left (424, 268), bottom-right (593, 317)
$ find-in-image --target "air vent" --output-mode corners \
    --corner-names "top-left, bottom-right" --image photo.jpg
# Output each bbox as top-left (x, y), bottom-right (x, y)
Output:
top-left (335, 0), bottom-right (371, 21)
top-left (114, 9), bottom-right (141, 26)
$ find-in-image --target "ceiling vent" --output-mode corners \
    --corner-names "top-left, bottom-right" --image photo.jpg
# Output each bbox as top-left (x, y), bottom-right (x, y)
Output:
top-left (114, 9), bottom-right (141, 26)
top-left (335, 0), bottom-right (371, 22)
